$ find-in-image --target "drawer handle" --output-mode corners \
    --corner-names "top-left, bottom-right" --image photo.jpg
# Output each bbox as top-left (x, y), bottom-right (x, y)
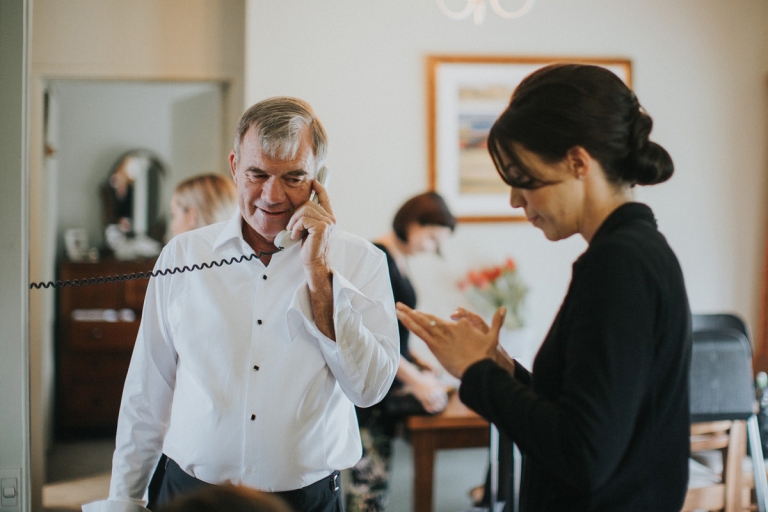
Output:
top-left (90, 328), bottom-right (103, 339)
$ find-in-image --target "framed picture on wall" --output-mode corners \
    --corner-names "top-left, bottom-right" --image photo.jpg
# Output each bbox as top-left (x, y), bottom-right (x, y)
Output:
top-left (427, 55), bottom-right (632, 222)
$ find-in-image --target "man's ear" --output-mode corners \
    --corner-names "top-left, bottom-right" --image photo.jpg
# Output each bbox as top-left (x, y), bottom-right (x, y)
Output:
top-left (229, 151), bottom-right (238, 183)
top-left (565, 146), bottom-right (592, 180)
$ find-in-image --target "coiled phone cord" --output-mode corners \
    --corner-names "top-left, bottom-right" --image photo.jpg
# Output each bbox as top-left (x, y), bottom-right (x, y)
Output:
top-left (28, 250), bottom-right (280, 290)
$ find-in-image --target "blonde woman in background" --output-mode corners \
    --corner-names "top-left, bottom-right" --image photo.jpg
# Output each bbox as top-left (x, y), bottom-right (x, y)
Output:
top-left (170, 173), bottom-right (238, 237)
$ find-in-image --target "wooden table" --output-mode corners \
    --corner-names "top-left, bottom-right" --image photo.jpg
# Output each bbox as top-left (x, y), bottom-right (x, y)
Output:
top-left (407, 392), bottom-right (490, 512)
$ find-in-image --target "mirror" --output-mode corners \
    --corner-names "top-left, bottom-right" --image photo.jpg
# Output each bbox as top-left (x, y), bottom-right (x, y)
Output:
top-left (101, 149), bottom-right (166, 259)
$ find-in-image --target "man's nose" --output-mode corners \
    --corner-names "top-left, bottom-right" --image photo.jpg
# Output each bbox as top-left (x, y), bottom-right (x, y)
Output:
top-left (262, 177), bottom-right (286, 203)
top-left (509, 187), bottom-right (525, 208)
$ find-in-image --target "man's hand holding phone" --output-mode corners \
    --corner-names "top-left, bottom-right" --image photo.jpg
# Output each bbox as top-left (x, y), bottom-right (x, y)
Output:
top-left (285, 177), bottom-right (336, 271)
top-left (282, 168), bottom-right (337, 341)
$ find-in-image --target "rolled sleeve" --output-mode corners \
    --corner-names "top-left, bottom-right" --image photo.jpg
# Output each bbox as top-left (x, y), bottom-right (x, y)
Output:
top-left (82, 498), bottom-right (150, 512)
top-left (287, 266), bottom-right (399, 407)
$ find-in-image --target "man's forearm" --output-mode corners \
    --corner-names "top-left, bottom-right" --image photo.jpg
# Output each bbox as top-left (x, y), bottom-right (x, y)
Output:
top-left (306, 266), bottom-right (335, 340)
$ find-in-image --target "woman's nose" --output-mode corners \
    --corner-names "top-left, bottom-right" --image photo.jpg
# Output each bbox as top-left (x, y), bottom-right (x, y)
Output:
top-left (509, 187), bottom-right (525, 208)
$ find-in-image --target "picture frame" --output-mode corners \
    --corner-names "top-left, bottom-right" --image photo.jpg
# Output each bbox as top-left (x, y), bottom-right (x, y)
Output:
top-left (427, 55), bottom-right (633, 222)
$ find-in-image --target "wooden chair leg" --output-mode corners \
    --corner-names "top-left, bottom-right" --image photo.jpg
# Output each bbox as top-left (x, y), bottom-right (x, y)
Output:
top-left (725, 421), bottom-right (747, 512)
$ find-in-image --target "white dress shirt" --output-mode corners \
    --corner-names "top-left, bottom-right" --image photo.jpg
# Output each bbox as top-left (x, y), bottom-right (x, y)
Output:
top-left (85, 211), bottom-right (399, 511)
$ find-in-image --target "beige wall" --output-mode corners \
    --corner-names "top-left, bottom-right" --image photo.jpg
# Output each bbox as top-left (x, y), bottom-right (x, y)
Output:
top-left (28, 1), bottom-right (245, 508)
top-left (245, 0), bottom-right (768, 367)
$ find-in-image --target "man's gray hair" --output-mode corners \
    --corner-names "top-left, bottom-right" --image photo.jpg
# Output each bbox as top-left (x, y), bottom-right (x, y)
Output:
top-left (233, 97), bottom-right (328, 172)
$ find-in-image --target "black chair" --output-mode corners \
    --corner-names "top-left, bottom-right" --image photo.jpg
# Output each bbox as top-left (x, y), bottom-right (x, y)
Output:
top-left (692, 313), bottom-right (751, 349)
top-left (690, 329), bottom-right (754, 423)
top-left (689, 326), bottom-right (768, 512)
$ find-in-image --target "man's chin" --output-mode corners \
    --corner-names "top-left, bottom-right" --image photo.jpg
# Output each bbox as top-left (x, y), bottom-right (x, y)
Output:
top-left (241, 216), bottom-right (284, 245)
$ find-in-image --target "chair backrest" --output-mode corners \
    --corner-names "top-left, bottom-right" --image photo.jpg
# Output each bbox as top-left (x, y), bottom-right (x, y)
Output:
top-left (692, 313), bottom-right (751, 353)
top-left (690, 329), bottom-right (755, 423)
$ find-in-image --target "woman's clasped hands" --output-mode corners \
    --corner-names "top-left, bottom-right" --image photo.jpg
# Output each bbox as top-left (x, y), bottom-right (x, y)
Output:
top-left (395, 303), bottom-right (512, 379)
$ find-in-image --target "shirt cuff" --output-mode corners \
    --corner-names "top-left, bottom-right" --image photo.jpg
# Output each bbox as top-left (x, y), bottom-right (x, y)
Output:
top-left (82, 498), bottom-right (149, 512)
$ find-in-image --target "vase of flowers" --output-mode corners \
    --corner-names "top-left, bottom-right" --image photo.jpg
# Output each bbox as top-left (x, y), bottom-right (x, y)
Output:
top-left (458, 257), bottom-right (528, 330)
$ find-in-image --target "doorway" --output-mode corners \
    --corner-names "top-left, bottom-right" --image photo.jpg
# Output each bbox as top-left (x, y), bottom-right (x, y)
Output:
top-left (40, 79), bottom-right (226, 511)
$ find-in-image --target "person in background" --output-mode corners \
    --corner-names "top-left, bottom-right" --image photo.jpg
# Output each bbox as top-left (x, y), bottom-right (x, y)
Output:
top-left (84, 97), bottom-right (399, 512)
top-left (158, 485), bottom-right (292, 512)
top-left (346, 191), bottom-right (456, 512)
top-left (169, 173), bottom-right (237, 237)
top-left (396, 64), bottom-right (691, 511)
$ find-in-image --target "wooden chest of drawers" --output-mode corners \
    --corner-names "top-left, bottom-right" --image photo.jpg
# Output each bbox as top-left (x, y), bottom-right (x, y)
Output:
top-left (56, 258), bottom-right (155, 435)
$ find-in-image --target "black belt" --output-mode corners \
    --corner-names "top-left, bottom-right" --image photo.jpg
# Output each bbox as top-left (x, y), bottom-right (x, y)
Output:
top-left (157, 457), bottom-right (342, 512)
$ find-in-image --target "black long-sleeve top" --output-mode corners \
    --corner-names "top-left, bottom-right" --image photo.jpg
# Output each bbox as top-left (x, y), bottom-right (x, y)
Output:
top-left (460, 203), bottom-right (692, 512)
top-left (373, 242), bottom-right (417, 362)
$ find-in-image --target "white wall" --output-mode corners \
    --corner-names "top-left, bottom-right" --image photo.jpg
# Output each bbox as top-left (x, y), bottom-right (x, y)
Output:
top-left (51, 80), bottom-right (224, 254)
top-left (244, 0), bottom-right (768, 360)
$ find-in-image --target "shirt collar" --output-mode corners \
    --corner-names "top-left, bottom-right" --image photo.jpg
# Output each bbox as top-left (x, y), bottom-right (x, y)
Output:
top-left (590, 202), bottom-right (657, 245)
top-left (212, 209), bottom-right (247, 252)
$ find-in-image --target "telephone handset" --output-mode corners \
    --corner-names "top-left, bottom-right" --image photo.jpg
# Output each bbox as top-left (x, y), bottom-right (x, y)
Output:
top-left (274, 166), bottom-right (329, 250)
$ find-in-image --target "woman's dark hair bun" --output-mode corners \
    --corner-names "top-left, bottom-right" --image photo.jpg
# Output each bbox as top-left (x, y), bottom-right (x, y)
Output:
top-left (625, 110), bottom-right (674, 185)
top-left (487, 64), bottom-right (675, 189)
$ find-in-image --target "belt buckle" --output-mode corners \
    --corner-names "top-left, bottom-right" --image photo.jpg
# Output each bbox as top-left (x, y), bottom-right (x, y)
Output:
top-left (330, 471), bottom-right (340, 492)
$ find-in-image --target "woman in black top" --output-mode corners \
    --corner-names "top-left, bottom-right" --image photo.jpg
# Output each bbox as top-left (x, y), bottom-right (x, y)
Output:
top-left (397, 64), bottom-right (691, 512)
top-left (346, 192), bottom-right (456, 512)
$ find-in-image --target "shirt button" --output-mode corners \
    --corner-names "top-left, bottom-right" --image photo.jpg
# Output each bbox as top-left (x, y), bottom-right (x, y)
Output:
top-left (250, 414), bottom-right (256, 421)
top-left (262, 275), bottom-right (267, 280)
top-left (253, 365), bottom-right (260, 371)
top-left (245, 466), bottom-right (253, 474)
top-left (257, 319), bottom-right (263, 325)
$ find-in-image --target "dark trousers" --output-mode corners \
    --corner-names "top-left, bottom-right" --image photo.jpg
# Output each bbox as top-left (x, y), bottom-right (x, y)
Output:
top-left (147, 454), bottom-right (167, 511)
top-left (154, 457), bottom-right (343, 512)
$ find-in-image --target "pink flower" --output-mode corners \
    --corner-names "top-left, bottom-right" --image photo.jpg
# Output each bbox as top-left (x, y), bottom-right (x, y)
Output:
top-left (458, 257), bottom-right (527, 328)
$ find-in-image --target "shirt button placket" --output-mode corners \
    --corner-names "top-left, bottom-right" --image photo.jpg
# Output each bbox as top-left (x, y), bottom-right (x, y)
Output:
top-left (245, 274), bottom-right (267, 480)
top-left (252, 321), bottom-right (262, 420)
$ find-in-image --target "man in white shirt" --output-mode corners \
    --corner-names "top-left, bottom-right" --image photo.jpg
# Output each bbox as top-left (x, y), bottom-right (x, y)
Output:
top-left (84, 97), bottom-right (399, 512)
